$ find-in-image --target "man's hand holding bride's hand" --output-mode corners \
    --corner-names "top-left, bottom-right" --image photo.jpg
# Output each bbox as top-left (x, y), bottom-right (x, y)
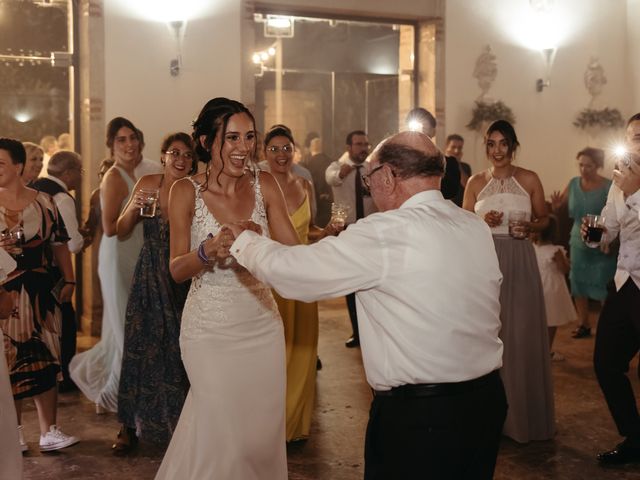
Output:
top-left (225, 221), bottom-right (263, 239)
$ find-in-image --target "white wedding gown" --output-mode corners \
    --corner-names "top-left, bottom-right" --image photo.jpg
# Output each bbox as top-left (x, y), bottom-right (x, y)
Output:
top-left (155, 174), bottom-right (287, 480)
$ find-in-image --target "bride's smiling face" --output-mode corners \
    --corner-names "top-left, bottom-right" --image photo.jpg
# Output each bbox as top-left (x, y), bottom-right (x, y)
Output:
top-left (211, 113), bottom-right (256, 177)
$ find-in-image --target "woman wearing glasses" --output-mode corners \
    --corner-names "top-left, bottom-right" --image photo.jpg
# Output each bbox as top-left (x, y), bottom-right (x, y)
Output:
top-left (111, 133), bottom-right (196, 454)
top-left (262, 124), bottom-right (339, 442)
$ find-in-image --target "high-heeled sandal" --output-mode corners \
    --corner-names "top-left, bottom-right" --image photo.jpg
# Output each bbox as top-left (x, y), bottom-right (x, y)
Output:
top-left (111, 426), bottom-right (138, 456)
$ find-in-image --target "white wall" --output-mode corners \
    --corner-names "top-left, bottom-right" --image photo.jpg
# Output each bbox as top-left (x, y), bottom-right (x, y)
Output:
top-left (444, 0), bottom-right (631, 194)
top-left (101, 0), bottom-right (635, 193)
top-left (102, 0), bottom-right (441, 157)
top-left (104, 1), bottom-right (244, 158)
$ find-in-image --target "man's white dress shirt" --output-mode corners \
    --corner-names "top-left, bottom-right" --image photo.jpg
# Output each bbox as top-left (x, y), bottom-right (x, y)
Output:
top-left (47, 176), bottom-right (83, 254)
top-left (232, 189), bottom-right (504, 391)
top-left (601, 184), bottom-right (640, 290)
top-left (325, 152), bottom-right (377, 224)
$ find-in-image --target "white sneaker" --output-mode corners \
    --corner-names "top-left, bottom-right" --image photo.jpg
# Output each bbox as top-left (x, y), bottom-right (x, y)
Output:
top-left (17, 425), bottom-right (28, 452)
top-left (39, 425), bottom-right (79, 452)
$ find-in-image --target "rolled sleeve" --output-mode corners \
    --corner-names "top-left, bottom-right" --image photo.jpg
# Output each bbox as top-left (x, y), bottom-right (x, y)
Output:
top-left (325, 161), bottom-right (343, 187)
top-left (54, 193), bottom-right (83, 254)
top-left (232, 220), bottom-right (384, 302)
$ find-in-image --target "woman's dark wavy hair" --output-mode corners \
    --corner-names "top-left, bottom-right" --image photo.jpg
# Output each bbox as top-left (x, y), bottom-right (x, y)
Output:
top-left (192, 97), bottom-right (257, 187)
top-left (264, 124), bottom-right (295, 149)
top-left (0, 138), bottom-right (26, 170)
top-left (105, 117), bottom-right (140, 155)
top-left (484, 119), bottom-right (520, 158)
top-left (161, 132), bottom-right (197, 175)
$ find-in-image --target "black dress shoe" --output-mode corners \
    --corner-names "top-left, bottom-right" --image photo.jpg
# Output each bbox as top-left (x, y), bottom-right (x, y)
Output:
top-left (597, 440), bottom-right (640, 465)
top-left (345, 336), bottom-right (360, 348)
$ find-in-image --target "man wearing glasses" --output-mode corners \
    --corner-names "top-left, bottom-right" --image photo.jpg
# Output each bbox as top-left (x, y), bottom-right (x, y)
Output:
top-left (33, 150), bottom-right (89, 392)
top-left (325, 130), bottom-right (377, 348)
top-left (228, 131), bottom-right (507, 479)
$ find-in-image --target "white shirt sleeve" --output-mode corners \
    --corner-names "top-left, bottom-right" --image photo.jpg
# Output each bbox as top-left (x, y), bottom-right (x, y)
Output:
top-left (625, 190), bottom-right (640, 221)
top-left (601, 185), bottom-right (621, 245)
top-left (325, 161), bottom-right (343, 187)
top-left (54, 193), bottom-right (83, 254)
top-left (231, 220), bottom-right (385, 303)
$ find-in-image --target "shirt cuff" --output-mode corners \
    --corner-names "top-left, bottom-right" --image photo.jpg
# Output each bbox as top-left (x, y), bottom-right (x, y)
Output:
top-left (230, 229), bottom-right (260, 259)
top-left (625, 190), bottom-right (640, 211)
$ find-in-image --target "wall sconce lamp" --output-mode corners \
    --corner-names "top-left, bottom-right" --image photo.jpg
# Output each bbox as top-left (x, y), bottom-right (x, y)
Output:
top-left (168, 20), bottom-right (185, 77)
top-left (536, 47), bottom-right (556, 92)
top-left (252, 44), bottom-right (277, 77)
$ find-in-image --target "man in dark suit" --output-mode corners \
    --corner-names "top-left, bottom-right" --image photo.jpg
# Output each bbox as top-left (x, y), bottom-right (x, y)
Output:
top-left (405, 108), bottom-right (461, 201)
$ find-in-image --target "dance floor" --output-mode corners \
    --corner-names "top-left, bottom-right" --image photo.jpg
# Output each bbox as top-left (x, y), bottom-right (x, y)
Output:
top-left (19, 298), bottom-right (640, 479)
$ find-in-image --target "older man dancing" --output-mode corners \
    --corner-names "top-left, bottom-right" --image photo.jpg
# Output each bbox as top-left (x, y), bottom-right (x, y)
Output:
top-left (227, 131), bottom-right (507, 479)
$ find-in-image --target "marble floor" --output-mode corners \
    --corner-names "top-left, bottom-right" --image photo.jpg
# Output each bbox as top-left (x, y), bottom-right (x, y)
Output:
top-left (18, 299), bottom-right (640, 479)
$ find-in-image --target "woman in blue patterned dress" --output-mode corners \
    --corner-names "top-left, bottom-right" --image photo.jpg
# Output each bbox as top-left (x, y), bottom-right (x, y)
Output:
top-left (112, 132), bottom-right (196, 453)
top-left (551, 147), bottom-right (616, 338)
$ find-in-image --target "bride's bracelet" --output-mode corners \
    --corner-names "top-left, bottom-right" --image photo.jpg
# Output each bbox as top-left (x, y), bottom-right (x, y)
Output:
top-left (197, 240), bottom-right (210, 265)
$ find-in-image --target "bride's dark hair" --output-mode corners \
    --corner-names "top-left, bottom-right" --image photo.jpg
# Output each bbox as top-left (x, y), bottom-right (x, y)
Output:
top-left (192, 97), bottom-right (257, 187)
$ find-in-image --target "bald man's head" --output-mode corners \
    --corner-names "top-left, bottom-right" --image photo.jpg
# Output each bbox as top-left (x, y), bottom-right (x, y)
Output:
top-left (371, 131), bottom-right (445, 179)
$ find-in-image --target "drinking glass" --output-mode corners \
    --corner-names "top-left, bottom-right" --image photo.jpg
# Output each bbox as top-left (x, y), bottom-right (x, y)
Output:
top-left (1, 226), bottom-right (24, 257)
top-left (139, 189), bottom-right (159, 218)
top-left (508, 210), bottom-right (528, 239)
top-left (330, 203), bottom-right (349, 229)
top-left (584, 214), bottom-right (605, 248)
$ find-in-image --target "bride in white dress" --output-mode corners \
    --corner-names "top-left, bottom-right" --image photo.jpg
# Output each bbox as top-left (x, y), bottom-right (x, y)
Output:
top-left (156, 98), bottom-right (299, 479)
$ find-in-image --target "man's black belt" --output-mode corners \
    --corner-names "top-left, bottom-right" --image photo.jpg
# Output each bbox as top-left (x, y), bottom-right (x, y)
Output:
top-left (372, 370), bottom-right (499, 398)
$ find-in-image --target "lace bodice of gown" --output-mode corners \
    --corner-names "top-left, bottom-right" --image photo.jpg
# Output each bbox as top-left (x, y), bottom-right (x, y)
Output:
top-left (181, 172), bottom-right (276, 339)
top-left (475, 175), bottom-right (531, 235)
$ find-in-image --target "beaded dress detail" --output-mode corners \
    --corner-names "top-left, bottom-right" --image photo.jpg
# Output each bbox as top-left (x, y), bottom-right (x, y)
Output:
top-left (156, 171), bottom-right (287, 480)
top-left (475, 175), bottom-right (531, 235)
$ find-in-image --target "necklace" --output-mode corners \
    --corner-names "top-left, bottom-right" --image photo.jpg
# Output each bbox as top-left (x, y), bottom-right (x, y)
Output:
top-left (490, 165), bottom-right (515, 185)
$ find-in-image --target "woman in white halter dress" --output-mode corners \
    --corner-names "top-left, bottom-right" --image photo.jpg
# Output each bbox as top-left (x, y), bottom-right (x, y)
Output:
top-left (156, 98), bottom-right (299, 479)
top-left (464, 120), bottom-right (555, 444)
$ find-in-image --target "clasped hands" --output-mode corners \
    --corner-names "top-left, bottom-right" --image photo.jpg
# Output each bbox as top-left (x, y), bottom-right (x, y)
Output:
top-left (199, 221), bottom-right (262, 267)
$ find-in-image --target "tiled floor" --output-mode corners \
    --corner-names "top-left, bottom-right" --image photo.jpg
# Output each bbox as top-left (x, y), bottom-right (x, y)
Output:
top-left (18, 299), bottom-right (640, 479)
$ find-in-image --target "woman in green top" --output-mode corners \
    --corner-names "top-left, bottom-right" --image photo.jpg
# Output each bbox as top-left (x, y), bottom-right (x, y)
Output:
top-left (552, 147), bottom-right (616, 338)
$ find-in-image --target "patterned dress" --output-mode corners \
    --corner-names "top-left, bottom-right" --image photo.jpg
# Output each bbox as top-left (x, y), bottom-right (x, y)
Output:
top-left (0, 192), bottom-right (68, 399)
top-left (117, 211), bottom-right (190, 444)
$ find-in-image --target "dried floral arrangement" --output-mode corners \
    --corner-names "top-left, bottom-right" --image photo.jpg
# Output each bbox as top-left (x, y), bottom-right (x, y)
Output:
top-left (573, 107), bottom-right (625, 130)
top-left (466, 101), bottom-right (516, 132)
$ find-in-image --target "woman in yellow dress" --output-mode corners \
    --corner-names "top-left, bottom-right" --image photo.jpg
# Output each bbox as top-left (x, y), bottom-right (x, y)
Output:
top-left (263, 124), bottom-right (339, 442)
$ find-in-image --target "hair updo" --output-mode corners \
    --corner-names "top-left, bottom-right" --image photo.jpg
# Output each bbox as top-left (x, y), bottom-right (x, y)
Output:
top-left (264, 124), bottom-right (295, 149)
top-left (192, 97), bottom-right (257, 165)
top-left (484, 119), bottom-right (520, 157)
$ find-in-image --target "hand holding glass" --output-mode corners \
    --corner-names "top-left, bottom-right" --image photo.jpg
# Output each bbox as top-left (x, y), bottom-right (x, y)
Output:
top-left (1, 226), bottom-right (24, 257)
top-left (329, 203), bottom-right (349, 229)
top-left (583, 214), bottom-right (605, 248)
top-left (508, 210), bottom-right (528, 239)
top-left (139, 189), bottom-right (159, 218)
